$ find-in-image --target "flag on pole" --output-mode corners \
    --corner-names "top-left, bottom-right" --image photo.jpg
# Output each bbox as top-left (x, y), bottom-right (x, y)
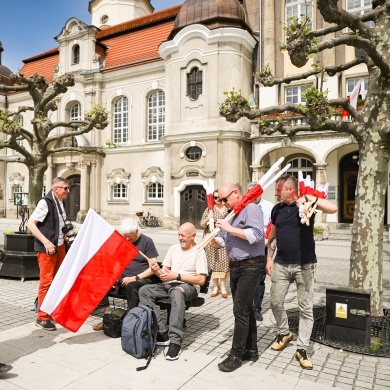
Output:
top-left (203, 178), bottom-right (215, 210)
top-left (298, 171), bottom-right (328, 199)
top-left (349, 79), bottom-right (362, 109)
top-left (41, 209), bottom-right (139, 332)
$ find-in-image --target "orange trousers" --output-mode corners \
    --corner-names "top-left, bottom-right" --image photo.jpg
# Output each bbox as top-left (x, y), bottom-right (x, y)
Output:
top-left (37, 244), bottom-right (66, 321)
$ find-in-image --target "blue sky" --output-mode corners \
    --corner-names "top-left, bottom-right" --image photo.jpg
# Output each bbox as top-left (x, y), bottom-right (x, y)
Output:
top-left (0, 0), bottom-right (182, 72)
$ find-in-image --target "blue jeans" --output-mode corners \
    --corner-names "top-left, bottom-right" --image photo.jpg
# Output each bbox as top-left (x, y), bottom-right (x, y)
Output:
top-left (270, 262), bottom-right (316, 349)
top-left (253, 272), bottom-right (266, 311)
top-left (230, 261), bottom-right (265, 356)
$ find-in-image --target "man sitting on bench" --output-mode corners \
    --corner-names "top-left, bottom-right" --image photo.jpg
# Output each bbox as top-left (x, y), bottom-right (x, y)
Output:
top-left (139, 222), bottom-right (208, 361)
top-left (92, 218), bottom-right (159, 330)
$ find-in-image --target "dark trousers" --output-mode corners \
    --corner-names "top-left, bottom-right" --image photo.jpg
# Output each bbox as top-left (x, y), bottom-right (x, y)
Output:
top-left (124, 279), bottom-right (154, 310)
top-left (253, 272), bottom-right (266, 311)
top-left (230, 261), bottom-right (264, 356)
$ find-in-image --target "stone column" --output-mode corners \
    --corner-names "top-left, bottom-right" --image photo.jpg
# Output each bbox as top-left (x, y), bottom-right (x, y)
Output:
top-left (78, 160), bottom-right (89, 222)
top-left (90, 160), bottom-right (97, 210)
top-left (315, 163), bottom-right (328, 224)
top-left (46, 161), bottom-right (54, 191)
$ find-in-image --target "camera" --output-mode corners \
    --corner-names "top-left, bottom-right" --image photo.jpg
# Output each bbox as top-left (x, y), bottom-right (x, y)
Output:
top-left (62, 221), bottom-right (76, 243)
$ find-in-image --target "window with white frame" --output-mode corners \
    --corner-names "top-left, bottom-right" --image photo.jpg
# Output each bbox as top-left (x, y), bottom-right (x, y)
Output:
top-left (286, 157), bottom-right (314, 180)
top-left (347, 0), bottom-right (374, 28)
top-left (73, 44), bottom-right (80, 65)
top-left (113, 97), bottom-right (128, 144)
top-left (70, 102), bottom-right (81, 121)
top-left (286, 0), bottom-right (313, 29)
top-left (148, 90), bottom-right (165, 141)
top-left (346, 76), bottom-right (369, 99)
top-left (147, 183), bottom-right (163, 200)
top-left (112, 183), bottom-right (127, 200)
top-left (13, 185), bottom-right (23, 198)
top-left (285, 84), bottom-right (310, 104)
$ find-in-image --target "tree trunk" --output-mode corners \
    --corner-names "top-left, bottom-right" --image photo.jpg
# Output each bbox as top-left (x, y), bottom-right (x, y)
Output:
top-left (349, 135), bottom-right (388, 316)
top-left (28, 163), bottom-right (47, 215)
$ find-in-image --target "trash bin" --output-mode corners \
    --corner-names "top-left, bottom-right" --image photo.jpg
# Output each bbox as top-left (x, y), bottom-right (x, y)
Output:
top-left (326, 286), bottom-right (371, 347)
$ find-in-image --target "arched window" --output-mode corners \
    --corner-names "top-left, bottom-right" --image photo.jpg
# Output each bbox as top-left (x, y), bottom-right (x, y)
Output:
top-left (148, 90), bottom-right (165, 141)
top-left (113, 97), bottom-right (128, 144)
top-left (148, 183), bottom-right (164, 200)
top-left (187, 67), bottom-right (203, 100)
top-left (73, 44), bottom-right (80, 65)
top-left (286, 157), bottom-right (314, 180)
top-left (112, 183), bottom-right (127, 200)
top-left (70, 102), bottom-right (81, 121)
top-left (286, 0), bottom-right (313, 29)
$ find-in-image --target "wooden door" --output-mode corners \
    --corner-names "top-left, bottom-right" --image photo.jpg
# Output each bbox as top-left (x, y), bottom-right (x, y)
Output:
top-left (65, 175), bottom-right (80, 221)
top-left (340, 154), bottom-right (358, 223)
top-left (180, 185), bottom-right (206, 229)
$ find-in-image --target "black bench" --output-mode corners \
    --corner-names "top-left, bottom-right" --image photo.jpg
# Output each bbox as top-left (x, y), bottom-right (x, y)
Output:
top-left (107, 273), bottom-right (210, 324)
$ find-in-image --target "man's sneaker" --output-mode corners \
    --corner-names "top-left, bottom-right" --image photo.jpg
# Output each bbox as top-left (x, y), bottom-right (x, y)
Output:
top-left (165, 343), bottom-right (181, 360)
top-left (0, 363), bottom-right (12, 376)
top-left (242, 349), bottom-right (259, 362)
top-left (35, 320), bottom-right (56, 331)
top-left (255, 309), bottom-right (263, 322)
top-left (156, 332), bottom-right (170, 346)
top-left (295, 349), bottom-right (313, 369)
top-left (218, 354), bottom-right (242, 372)
top-left (271, 332), bottom-right (293, 351)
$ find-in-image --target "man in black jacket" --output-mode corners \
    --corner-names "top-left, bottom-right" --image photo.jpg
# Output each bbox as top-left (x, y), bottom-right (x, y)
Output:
top-left (27, 177), bottom-right (70, 331)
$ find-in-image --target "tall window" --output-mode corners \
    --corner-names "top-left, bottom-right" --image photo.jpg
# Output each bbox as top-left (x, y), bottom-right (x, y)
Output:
top-left (11, 115), bottom-right (24, 155)
top-left (148, 183), bottom-right (164, 200)
top-left (148, 90), bottom-right (165, 141)
top-left (286, 157), bottom-right (313, 180)
top-left (347, 0), bottom-right (374, 28)
top-left (285, 84), bottom-right (309, 104)
top-left (286, 0), bottom-right (313, 28)
top-left (70, 102), bottom-right (81, 121)
top-left (73, 44), bottom-right (80, 64)
top-left (187, 67), bottom-right (203, 100)
top-left (346, 76), bottom-right (369, 99)
top-left (113, 97), bottom-right (128, 144)
top-left (112, 183), bottom-right (127, 200)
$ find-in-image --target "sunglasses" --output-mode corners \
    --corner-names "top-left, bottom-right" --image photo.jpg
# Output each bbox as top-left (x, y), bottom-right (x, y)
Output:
top-left (56, 186), bottom-right (70, 191)
top-left (219, 190), bottom-right (234, 204)
top-left (213, 196), bottom-right (219, 200)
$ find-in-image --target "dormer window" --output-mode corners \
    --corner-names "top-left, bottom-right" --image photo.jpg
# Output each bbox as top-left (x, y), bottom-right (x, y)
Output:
top-left (187, 67), bottom-right (203, 101)
top-left (73, 44), bottom-right (80, 65)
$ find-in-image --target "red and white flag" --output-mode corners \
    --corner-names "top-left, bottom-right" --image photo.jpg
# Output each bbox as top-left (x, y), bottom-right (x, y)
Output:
top-left (203, 178), bottom-right (215, 210)
top-left (41, 209), bottom-right (139, 332)
top-left (349, 79), bottom-right (362, 109)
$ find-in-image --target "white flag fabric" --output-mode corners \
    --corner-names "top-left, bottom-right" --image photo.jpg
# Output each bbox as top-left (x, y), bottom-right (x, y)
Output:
top-left (349, 79), bottom-right (362, 109)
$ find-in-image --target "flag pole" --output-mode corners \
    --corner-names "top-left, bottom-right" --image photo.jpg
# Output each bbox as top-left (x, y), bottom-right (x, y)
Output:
top-left (197, 161), bottom-right (291, 251)
top-left (138, 250), bottom-right (164, 277)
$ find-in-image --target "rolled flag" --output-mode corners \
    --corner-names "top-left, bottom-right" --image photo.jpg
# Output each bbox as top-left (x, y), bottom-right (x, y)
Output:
top-left (204, 178), bottom-right (215, 210)
top-left (41, 208), bottom-right (139, 332)
top-left (298, 171), bottom-right (328, 199)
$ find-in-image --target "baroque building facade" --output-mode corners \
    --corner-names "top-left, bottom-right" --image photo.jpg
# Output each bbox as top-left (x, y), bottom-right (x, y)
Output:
top-left (0, 0), bottom-right (380, 228)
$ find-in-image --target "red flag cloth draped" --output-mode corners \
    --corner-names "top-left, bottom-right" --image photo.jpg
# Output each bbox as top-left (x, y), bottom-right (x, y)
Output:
top-left (41, 209), bottom-right (138, 332)
top-left (233, 184), bottom-right (263, 215)
top-left (265, 221), bottom-right (272, 240)
top-left (207, 194), bottom-right (214, 210)
top-left (341, 97), bottom-right (350, 118)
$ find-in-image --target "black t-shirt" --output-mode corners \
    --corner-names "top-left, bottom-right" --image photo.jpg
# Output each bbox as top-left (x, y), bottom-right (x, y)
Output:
top-left (122, 234), bottom-right (159, 277)
top-left (271, 202), bottom-right (316, 265)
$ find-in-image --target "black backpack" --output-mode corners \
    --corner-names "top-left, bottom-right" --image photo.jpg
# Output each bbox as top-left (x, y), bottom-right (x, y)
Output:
top-left (121, 304), bottom-right (158, 371)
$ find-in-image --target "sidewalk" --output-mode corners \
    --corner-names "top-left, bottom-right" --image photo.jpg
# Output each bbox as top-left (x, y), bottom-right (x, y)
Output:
top-left (1, 228), bottom-right (390, 389)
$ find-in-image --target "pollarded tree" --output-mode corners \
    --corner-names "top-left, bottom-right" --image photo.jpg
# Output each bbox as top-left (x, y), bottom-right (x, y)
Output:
top-left (219, 0), bottom-right (390, 316)
top-left (0, 72), bottom-right (108, 214)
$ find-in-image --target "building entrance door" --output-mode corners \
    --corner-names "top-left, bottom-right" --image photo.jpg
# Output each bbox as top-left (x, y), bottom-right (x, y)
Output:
top-left (339, 153), bottom-right (359, 223)
top-left (65, 174), bottom-right (80, 221)
top-left (180, 185), bottom-right (206, 229)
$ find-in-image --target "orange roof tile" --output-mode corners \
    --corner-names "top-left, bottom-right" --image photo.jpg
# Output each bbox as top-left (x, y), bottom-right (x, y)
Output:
top-left (20, 50), bottom-right (59, 82)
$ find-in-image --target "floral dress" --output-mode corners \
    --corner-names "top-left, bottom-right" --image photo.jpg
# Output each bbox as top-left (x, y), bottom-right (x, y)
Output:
top-left (200, 206), bottom-right (230, 277)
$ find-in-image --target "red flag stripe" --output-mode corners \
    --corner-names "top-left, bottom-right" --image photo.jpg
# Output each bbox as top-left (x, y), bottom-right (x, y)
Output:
top-left (233, 184), bottom-right (263, 215)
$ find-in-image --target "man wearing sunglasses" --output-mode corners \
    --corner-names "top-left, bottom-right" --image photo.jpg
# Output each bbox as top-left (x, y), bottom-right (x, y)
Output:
top-left (211, 182), bottom-right (265, 372)
top-left (27, 177), bottom-right (70, 331)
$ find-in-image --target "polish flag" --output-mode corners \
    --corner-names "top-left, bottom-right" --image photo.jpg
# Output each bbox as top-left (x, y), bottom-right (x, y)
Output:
top-left (204, 178), bottom-right (215, 210)
top-left (298, 171), bottom-right (328, 199)
top-left (349, 79), bottom-right (362, 109)
top-left (41, 209), bottom-right (138, 332)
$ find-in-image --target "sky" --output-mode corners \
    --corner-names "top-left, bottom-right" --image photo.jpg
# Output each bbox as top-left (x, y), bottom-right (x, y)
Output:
top-left (0, 0), bottom-right (182, 72)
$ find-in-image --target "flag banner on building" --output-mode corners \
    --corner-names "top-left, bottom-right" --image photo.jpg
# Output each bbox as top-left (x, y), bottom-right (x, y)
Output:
top-left (41, 208), bottom-right (139, 332)
top-left (349, 79), bottom-right (362, 109)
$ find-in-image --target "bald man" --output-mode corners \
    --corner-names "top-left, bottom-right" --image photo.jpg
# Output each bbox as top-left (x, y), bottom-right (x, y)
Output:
top-left (139, 223), bottom-right (208, 361)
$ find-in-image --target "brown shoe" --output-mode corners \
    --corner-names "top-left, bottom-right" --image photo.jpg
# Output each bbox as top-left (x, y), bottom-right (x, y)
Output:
top-left (92, 321), bottom-right (104, 331)
top-left (295, 349), bottom-right (313, 370)
top-left (271, 332), bottom-right (293, 351)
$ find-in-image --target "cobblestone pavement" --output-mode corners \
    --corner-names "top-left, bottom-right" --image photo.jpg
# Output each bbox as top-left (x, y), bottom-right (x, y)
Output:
top-left (1, 228), bottom-right (390, 389)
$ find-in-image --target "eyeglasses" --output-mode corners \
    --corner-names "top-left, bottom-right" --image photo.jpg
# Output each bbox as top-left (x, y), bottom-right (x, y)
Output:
top-left (219, 190), bottom-right (234, 204)
top-left (56, 186), bottom-right (70, 191)
top-left (213, 196), bottom-right (219, 200)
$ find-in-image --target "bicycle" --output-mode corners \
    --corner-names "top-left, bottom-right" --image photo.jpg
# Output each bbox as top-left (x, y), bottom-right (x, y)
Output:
top-left (136, 208), bottom-right (162, 228)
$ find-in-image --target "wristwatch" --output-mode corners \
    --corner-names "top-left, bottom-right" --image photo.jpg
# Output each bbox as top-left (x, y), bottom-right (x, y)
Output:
top-left (135, 275), bottom-right (140, 281)
top-left (177, 273), bottom-right (181, 281)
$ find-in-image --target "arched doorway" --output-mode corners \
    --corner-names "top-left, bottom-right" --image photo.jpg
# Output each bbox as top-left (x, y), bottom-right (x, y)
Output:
top-left (180, 185), bottom-right (206, 229)
top-left (339, 153), bottom-right (359, 223)
top-left (66, 174), bottom-right (80, 221)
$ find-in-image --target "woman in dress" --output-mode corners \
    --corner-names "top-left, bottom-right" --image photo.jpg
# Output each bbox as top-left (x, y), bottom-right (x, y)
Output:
top-left (200, 190), bottom-right (230, 297)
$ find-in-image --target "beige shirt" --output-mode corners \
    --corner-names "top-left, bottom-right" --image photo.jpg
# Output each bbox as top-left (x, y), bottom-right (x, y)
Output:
top-left (162, 244), bottom-right (208, 292)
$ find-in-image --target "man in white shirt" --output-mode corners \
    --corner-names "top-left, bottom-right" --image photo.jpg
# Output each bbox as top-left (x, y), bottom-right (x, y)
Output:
top-left (139, 222), bottom-right (208, 361)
